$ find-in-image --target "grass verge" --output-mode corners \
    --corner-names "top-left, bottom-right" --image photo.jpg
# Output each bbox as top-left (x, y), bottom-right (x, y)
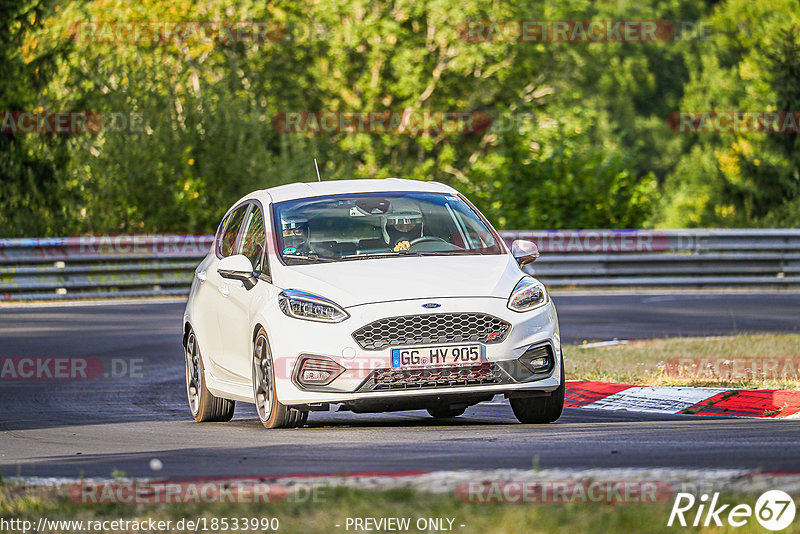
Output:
top-left (563, 333), bottom-right (800, 389)
top-left (2, 482), bottom-right (797, 534)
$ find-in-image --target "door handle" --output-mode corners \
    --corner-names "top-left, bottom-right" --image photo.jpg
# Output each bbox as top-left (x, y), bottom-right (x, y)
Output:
top-left (218, 284), bottom-right (230, 296)
top-left (196, 271), bottom-right (207, 282)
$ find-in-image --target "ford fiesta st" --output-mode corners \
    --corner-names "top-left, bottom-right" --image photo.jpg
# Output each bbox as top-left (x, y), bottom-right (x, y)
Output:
top-left (183, 179), bottom-right (563, 428)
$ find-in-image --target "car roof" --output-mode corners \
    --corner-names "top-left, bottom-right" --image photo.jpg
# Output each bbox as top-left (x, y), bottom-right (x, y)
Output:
top-left (250, 178), bottom-right (458, 204)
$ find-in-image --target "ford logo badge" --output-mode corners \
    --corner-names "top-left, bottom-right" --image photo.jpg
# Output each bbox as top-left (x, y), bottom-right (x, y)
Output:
top-left (422, 303), bottom-right (441, 309)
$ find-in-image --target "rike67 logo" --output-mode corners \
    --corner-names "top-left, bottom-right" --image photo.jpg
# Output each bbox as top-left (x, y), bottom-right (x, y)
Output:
top-left (668, 490), bottom-right (796, 530)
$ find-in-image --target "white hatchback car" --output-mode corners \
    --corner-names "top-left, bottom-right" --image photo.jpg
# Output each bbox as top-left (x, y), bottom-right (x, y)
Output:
top-left (183, 179), bottom-right (563, 428)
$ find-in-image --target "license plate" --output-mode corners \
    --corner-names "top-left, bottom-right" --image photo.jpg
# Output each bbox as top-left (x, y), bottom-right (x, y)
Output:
top-left (391, 345), bottom-right (483, 369)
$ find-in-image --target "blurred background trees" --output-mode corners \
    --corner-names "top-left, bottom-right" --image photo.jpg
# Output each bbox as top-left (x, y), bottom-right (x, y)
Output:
top-left (1, 0), bottom-right (798, 235)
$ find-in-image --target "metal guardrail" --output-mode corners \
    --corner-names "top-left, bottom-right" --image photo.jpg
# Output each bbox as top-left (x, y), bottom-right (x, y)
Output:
top-left (1, 230), bottom-right (798, 301)
top-left (507, 229), bottom-right (800, 287)
top-left (0, 236), bottom-right (212, 301)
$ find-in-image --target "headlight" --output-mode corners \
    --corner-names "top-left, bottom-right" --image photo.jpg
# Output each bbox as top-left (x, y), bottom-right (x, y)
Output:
top-left (507, 277), bottom-right (548, 312)
top-left (278, 289), bottom-right (349, 323)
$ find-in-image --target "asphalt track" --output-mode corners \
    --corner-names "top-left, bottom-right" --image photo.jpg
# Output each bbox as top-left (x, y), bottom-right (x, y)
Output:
top-left (1, 292), bottom-right (798, 479)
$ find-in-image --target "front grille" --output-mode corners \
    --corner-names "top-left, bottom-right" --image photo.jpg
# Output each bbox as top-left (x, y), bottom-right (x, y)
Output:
top-left (357, 362), bottom-right (509, 391)
top-left (352, 312), bottom-right (511, 351)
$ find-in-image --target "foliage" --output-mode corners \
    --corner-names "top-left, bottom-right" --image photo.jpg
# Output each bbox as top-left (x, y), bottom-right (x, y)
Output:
top-left (657, 0), bottom-right (800, 227)
top-left (0, 0), bottom-right (78, 235)
top-left (0, 0), bottom-right (798, 235)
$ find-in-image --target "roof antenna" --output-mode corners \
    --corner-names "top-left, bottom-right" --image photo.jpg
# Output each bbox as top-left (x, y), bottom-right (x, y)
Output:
top-left (314, 158), bottom-right (322, 182)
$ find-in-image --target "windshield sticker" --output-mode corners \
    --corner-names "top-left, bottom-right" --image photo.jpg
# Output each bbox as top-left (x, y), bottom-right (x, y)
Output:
top-left (445, 196), bottom-right (458, 201)
top-left (282, 247), bottom-right (297, 255)
top-left (349, 207), bottom-right (366, 217)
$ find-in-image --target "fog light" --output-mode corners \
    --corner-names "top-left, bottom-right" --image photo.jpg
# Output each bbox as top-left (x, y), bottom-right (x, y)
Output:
top-left (302, 369), bottom-right (328, 382)
top-left (528, 356), bottom-right (550, 370)
top-left (519, 345), bottom-right (554, 374)
top-left (295, 357), bottom-right (345, 387)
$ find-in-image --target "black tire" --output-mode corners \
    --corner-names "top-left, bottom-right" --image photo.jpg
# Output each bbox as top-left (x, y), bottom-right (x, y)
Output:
top-left (510, 355), bottom-right (565, 424)
top-left (253, 328), bottom-right (308, 429)
top-left (427, 406), bottom-right (467, 418)
top-left (185, 329), bottom-right (235, 422)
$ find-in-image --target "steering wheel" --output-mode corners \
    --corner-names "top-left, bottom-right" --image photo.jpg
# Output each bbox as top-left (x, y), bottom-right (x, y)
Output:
top-left (408, 236), bottom-right (449, 247)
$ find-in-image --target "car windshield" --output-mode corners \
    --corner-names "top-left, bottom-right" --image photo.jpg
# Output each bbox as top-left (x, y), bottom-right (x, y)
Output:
top-left (273, 191), bottom-right (503, 264)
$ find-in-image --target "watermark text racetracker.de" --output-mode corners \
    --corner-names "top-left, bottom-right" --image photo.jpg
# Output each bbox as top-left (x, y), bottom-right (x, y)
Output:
top-left (74, 233), bottom-right (214, 256)
top-left (460, 20), bottom-right (718, 43)
top-left (69, 20), bottom-right (286, 44)
top-left (456, 480), bottom-right (674, 504)
top-left (0, 111), bottom-right (144, 134)
top-left (2, 516), bottom-right (280, 533)
top-left (460, 20), bottom-right (674, 43)
top-left (667, 111), bottom-right (800, 134)
top-left (272, 110), bottom-right (492, 135)
top-left (273, 110), bottom-right (548, 136)
top-left (71, 478), bottom-right (326, 505)
top-left (0, 234), bottom-right (215, 262)
top-left (664, 357), bottom-right (800, 380)
top-left (501, 230), bottom-right (670, 253)
top-left (0, 357), bottom-right (143, 380)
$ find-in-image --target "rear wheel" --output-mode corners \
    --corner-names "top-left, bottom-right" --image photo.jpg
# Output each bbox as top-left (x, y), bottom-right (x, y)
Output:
top-left (253, 328), bottom-right (308, 429)
top-left (427, 406), bottom-right (466, 418)
top-left (510, 354), bottom-right (565, 424)
top-left (185, 329), bottom-right (235, 422)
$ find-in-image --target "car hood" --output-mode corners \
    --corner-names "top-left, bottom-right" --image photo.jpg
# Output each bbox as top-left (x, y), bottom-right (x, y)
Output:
top-left (273, 254), bottom-right (525, 308)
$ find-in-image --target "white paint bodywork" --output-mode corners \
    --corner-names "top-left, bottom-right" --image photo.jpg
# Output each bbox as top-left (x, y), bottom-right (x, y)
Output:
top-left (184, 179), bottom-right (561, 407)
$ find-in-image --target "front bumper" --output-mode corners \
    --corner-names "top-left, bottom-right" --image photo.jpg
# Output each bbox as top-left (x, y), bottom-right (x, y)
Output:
top-left (265, 296), bottom-right (561, 406)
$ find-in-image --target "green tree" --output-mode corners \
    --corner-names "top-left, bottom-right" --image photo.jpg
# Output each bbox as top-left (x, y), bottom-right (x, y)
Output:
top-left (658, 0), bottom-right (800, 227)
top-left (0, 0), bottom-right (76, 235)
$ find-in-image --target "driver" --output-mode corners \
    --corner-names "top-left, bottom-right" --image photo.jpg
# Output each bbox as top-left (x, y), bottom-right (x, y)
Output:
top-left (281, 214), bottom-right (311, 255)
top-left (384, 207), bottom-right (424, 252)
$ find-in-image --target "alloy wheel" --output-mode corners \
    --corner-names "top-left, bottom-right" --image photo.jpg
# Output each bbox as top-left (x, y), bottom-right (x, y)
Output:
top-left (253, 333), bottom-right (273, 422)
top-left (185, 332), bottom-right (201, 416)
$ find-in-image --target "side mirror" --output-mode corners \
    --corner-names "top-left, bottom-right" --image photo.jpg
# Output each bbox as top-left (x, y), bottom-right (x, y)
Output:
top-left (218, 255), bottom-right (257, 290)
top-left (511, 240), bottom-right (540, 266)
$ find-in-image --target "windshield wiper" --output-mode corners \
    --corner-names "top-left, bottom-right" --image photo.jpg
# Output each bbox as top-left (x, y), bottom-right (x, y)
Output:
top-left (283, 253), bottom-right (337, 263)
top-left (339, 249), bottom-right (497, 261)
top-left (340, 250), bottom-right (424, 260)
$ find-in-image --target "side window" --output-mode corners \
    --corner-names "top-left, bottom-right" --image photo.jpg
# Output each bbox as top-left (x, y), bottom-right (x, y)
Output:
top-left (237, 205), bottom-right (268, 275)
top-left (214, 213), bottom-right (231, 254)
top-left (217, 204), bottom-right (249, 258)
top-left (453, 207), bottom-right (497, 250)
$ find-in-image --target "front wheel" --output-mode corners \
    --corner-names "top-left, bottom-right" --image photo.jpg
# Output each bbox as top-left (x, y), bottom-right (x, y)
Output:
top-left (510, 355), bottom-right (565, 424)
top-left (252, 328), bottom-right (308, 429)
top-left (185, 329), bottom-right (235, 422)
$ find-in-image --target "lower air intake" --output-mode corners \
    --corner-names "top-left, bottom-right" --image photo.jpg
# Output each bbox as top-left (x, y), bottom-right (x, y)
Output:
top-left (357, 362), bottom-right (510, 391)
